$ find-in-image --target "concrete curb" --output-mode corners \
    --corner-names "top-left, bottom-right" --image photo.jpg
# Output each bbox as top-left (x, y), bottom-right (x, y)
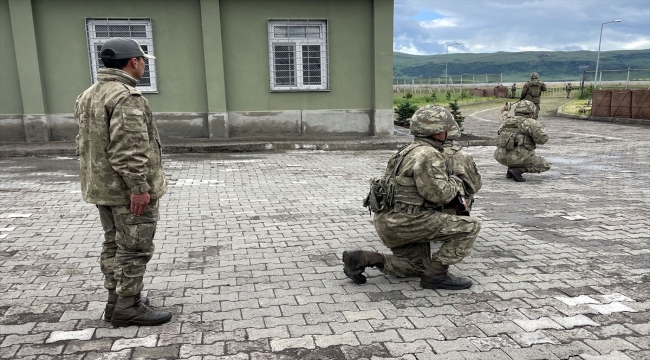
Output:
top-left (556, 103), bottom-right (650, 126)
top-left (0, 132), bottom-right (497, 157)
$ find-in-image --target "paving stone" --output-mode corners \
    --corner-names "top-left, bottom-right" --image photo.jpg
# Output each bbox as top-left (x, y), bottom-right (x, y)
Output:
top-left (246, 327), bottom-right (289, 341)
top-left (589, 302), bottom-right (638, 315)
top-left (551, 315), bottom-right (600, 329)
top-left (112, 335), bottom-right (159, 351)
top-left (397, 327), bottom-right (444, 342)
top-left (510, 331), bottom-right (560, 347)
top-left (0, 322), bottom-right (36, 334)
top-left (2, 332), bottom-right (49, 347)
top-left (384, 340), bottom-right (432, 356)
top-left (179, 343), bottom-right (226, 358)
top-left (627, 323), bottom-right (650, 335)
top-left (437, 324), bottom-right (486, 340)
top-left (269, 336), bottom-right (315, 352)
top-left (460, 348), bottom-right (512, 360)
top-left (83, 349), bottom-right (132, 360)
top-left (225, 339), bottom-right (271, 354)
top-left (428, 338), bottom-right (478, 353)
top-left (314, 332), bottom-right (360, 348)
top-left (356, 329), bottom-right (400, 345)
top-left (46, 328), bottom-right (95, 343)
top-left (132, 345), bottom-right (181, 360)
top-left (469, 335), bottom-right (520, 351)
top-left (95, 326), bottom-right (139, 338)
top-left (579, 350), bottom-right (635, 360)
top-left (476, 321), bottom-right (525, 336)
top-left (584, 338), bottom-right (639, 354)
top-left (63, 339), bottom-right (113, 354)
top-left (158, 332), bottom-right (202, 346)
top-left (555, 295), bottom-right (601, 307)
top-left (513, 317), bottom-right (564, 332)
top-left (0, 345), bottom-right (20, 359)
top-left (625, 336), bottom-right (650, 350)
top-left (503, 345), bottom-right (561, 359)
top-left (16, 343), bottom-right (65, 357)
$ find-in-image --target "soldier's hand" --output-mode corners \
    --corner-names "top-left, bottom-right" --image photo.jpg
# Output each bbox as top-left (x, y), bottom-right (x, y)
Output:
top-left (130, 192), bottom-right (151, 216)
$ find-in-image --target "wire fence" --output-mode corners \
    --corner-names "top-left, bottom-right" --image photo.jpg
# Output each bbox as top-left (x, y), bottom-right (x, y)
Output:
top-left (579, 68), bottom-right (650, 97)
top-left (393, 74), bottom-right (502, 93)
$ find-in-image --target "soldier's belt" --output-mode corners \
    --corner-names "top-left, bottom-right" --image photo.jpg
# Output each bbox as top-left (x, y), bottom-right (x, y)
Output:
top-left (394, 201), bottom-right (443, 215)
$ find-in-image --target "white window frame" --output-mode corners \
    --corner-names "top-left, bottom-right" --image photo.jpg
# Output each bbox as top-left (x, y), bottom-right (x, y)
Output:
top-left (268, 19), bottom-right (329, 92)
top-left (85, 18), bottom-right (158, 93)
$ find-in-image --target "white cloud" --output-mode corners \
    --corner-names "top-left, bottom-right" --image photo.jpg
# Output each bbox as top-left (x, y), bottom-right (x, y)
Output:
top-left (394, 0), bottom-right (650, 55)
top-left (419, 17), bottom-right (457, 29)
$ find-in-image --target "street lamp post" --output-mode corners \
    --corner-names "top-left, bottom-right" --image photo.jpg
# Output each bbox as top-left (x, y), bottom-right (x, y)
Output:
top-left (445, 42), bottom-right (461, 92)
top-left (594, 20), bottom-right (621, 89)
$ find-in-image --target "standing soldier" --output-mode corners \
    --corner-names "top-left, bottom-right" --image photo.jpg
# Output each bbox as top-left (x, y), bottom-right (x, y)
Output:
top-left (519, 72), bottom-right (547, 119)
top-left (565, 83), bottom-right (572, 98)
top-left (343, 105), bottom-right (481, 290)
top-left (511, 83), bottom-right (517, 98)
top-left (493, 100), bottom-right (551, 182)
top-left (75, 38), bottom-right (172, 327)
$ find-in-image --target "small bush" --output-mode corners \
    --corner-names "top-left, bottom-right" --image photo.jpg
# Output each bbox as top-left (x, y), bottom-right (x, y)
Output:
top-left (395, 101), bottom-right (418, 123)
top-left (404, 92), bottom-right (413, 100)
top-left (578, 84), bottom-right (594, 100)
top-left (449, 99), bottom-right (464, 132)
top-left (445, 91), bottom-right (452, 100)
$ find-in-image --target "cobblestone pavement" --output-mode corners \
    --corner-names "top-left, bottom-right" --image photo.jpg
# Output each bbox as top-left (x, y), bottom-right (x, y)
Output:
top-left (1, 103), bottom-right (649, 359)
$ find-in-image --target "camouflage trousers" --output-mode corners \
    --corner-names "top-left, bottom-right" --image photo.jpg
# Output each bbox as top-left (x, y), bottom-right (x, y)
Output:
top-left (375, 210), bottom-right (481, 278)
top-left (97, 199), bottom-right (158, 297)
top-left (532, 103), bottom-right (540, 119)
top-left (509, 154), bottom-right (551, 174)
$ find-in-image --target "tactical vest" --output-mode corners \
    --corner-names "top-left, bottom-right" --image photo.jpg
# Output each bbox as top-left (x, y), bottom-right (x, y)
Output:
top-left (390, 143), bottom-right (444, 210)
top-left (529, 80), bottom-right (542, 97)
top-left (497, 118), bottom-right (536, 151)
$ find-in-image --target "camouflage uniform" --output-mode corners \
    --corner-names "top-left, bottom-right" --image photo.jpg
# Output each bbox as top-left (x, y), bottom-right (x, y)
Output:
top-left (493, 100), bottom-right (551, 174)
top-left (443, 125), bottom-right (482, 213)
top-left (511, 83), bottom-right (517, 98)
top-left (373, 106), bottom-right (481, 277)
top-left (565, 83), bottom-right (572, 98)
top-left (75, 67), bottom-right (166, 297)
top-left (519, 73), bottom-right (547, 119)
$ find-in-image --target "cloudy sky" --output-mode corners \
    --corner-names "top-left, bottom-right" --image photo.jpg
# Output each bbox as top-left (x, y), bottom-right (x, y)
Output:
top-left (394, 0), bottom-right (650, 55)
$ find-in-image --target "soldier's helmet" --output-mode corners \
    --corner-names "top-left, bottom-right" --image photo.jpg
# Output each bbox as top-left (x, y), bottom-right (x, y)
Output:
top-left (514, 100), bottom-right (536, 115)
top-left (446, 120), bottom-right (462, 140)
top-left (530, 72), bottom-right (539, 79)
top-left (410, 105), bottom-right (457, 137)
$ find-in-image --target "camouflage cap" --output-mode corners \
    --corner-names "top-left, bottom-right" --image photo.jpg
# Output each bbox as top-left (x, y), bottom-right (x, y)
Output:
top-left (530, 72), bottom-right (539, 79)
top-left (515, 100), bottom-right (536, 115)
top-left (410, 105), bottom-right (457, 137)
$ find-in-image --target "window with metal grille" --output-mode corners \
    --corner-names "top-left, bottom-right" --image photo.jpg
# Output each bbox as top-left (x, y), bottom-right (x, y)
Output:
top-left (85, 18), bottom-right (157, 93)
top-left (268, 20), bottom-right (328, 91)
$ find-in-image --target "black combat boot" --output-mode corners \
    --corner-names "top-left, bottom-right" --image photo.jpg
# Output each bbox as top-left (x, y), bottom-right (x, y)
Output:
top-left (342, 250), bottom-right (385, 285)
top-left (506, 168), bottom-right (526, 182)
top-left (420, 261), bottom-right (472, 290)
top-left (104, 289), bottom-right (150, 322)
top-left (111, 295), bottom-right (172, 327)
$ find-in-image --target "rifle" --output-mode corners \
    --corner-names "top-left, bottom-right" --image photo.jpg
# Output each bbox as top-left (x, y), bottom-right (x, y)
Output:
top-left (450, 192), bottom-right (470, 216)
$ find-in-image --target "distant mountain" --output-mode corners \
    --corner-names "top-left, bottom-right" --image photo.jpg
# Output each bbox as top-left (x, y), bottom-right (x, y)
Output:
top-left (393, 49), bottom-right (650, 82)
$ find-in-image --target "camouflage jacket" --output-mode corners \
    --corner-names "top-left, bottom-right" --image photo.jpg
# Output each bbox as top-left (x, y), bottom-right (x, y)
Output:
top-left (442, 144), bottom-right (482, 210)
top-left (519, 79), bottom-right (547, 104)
top-left (493, 115), bottom-right (548, 167)
top-left (384, 137), bottom-right (464, 207)
top-left (75, 68), bottom-right (166, 205)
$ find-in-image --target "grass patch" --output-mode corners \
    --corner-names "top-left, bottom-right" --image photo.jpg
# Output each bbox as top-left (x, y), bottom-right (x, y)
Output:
top-left (393, 92), bottom-right (501, 109)
top-left (561, 99), bottom-right (591, 116)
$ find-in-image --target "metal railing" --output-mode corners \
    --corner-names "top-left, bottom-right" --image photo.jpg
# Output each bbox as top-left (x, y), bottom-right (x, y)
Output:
top-left (393, 74), bottom-right (503, 93)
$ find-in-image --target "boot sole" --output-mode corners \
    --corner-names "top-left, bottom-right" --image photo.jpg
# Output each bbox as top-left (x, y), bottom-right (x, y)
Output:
top-left (342, 251), bottom-right (367, 284)
top-left (421, 282), bottom-right (472, 290)
top-left (111, 314), bottom-right (172, 328)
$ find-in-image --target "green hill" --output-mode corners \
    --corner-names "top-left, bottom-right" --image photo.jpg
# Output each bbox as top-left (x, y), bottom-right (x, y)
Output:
top-left (393, 49), bottom-right (650, 82)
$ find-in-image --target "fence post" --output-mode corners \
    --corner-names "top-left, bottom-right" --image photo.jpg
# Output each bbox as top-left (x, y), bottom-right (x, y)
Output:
top-left (626, 68), bottom-right (630, 89)
top-left (485, 74), bottom-right (488, 87)
top-left (500, 73), bottom-right (502, 85)
top-left (472, 74), bottom-right (474, 87)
